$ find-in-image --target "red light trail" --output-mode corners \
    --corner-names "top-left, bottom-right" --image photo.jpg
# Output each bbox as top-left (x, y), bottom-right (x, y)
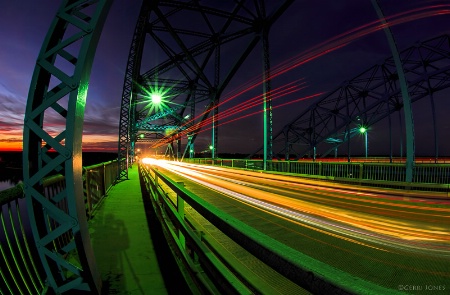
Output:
top-left (148, 5), bottom-right (450, 148)
top-left (191, 92), bottom-right (325, 137)
top-left (151, 79), bottom-right (311, 147)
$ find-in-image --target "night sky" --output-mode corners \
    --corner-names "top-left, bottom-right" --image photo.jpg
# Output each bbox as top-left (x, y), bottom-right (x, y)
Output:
top-left (0, 1), bottom-right (140, 151)
top-left (1, 1), bottom-right (449, 156)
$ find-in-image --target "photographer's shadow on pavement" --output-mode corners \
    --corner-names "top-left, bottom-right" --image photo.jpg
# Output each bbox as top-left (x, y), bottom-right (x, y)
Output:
top-left (91, 213), bottom-right (131, 294)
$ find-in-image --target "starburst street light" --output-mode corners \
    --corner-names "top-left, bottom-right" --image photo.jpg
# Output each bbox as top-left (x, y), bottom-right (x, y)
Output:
top-left (138, 82), bottom-right (172, 115)
top-left (151, 93), bottom-right (162, 104)
top-left (145, 88), bottom-right (166, 106)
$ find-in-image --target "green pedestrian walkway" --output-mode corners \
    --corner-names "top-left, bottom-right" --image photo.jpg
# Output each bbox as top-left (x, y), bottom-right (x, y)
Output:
top-left (88, 165), bottom-right (168, 294)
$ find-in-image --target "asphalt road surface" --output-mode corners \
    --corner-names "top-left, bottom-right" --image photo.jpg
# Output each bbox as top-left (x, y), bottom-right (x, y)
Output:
top-left (150, 160), bottom-right (450, 294)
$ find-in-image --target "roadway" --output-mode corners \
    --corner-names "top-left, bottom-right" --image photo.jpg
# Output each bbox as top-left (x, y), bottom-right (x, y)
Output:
top-left (149, 160), bottom-right (450, 294)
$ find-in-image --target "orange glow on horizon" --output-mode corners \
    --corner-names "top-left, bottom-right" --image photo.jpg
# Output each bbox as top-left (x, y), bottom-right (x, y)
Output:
top-left (0, 135), bottom-right (118, 153)
top-left (0, 142), bottom-right (22, 151)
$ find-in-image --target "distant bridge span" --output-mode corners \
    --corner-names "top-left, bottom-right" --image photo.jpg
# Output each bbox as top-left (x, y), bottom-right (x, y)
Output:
top-left (253, 34), bottom-right (450, 161)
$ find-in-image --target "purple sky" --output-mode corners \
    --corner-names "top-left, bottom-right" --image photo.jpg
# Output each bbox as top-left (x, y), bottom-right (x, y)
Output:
top-left (0, 1), bottom-right (140, 151)
top-left (1, 1), bottom-right (449, 155)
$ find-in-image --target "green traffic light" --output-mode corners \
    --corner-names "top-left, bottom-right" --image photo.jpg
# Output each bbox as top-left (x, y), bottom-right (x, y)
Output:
top-left (359, 127), bottom-right (367, 133)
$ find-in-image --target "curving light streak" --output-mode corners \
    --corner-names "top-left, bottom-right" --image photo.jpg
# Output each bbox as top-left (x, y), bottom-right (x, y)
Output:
top-left (150, 5), bottom-right (450, 148)
top-left (151, 79), bottom-right (310, 147)
top-left (196, 92), bottom-right (324, 135)
top-left (151, 161), bottom-right (450, 257)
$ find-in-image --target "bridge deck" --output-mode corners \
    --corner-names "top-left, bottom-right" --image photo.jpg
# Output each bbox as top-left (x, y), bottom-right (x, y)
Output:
top-left (88, 165), bottom-right (167, 294)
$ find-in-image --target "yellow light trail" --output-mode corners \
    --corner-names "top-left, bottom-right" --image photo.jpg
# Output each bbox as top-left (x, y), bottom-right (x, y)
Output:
top-left (148, 159), bottom-right (450, 257)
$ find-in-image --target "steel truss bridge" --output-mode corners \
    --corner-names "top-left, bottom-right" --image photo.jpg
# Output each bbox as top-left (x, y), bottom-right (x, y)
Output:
top-left (19, 0), bottom-right (450, 293)
top-left (266, 34), bottom-right (450, 162)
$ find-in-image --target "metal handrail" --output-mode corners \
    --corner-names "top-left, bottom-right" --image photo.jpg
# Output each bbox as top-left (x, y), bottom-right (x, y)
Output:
top-left (181, 158), bottom-right (450, 193)
top-left (83, 160), bottom-right (119, 218)
top-left (1, 182), bottom-right (47, 294)
top-left (0, 159), bottom-right (118, 294)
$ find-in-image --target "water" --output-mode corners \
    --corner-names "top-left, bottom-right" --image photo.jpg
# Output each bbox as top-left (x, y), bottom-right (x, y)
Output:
top-left (0, 151), bottom-right (117, 192)
top-left (0, 151), bottom-right (23, 192)
top-left (0, 168), bottom-right (22, 191)
top-left (0, 180), bottom-right (15, 191)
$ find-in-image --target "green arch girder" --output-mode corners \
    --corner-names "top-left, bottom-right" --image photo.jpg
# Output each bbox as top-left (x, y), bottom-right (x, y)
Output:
top-left (23, 0), bottom-right (112, 293)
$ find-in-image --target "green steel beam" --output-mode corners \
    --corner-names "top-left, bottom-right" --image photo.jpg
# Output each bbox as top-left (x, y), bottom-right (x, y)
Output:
top-left (23, 0), bottom-right (112, 293)
top-left (371, 0), bottom-right (415, 182)
top-left (117, 1), bottom-right (151, 180)
top-left (138, 125), bottom-right (187, 132)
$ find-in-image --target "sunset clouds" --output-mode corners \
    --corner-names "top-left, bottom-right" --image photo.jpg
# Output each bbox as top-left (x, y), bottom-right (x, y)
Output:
top-left (1, 1), bottom-right (449, 154)
top-left (0, 1), bottom-right (137, 152)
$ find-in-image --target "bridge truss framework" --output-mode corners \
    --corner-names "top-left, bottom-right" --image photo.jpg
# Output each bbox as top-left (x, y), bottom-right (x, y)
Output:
top-left (117, 0), bottom-right (295, 179)
top-left (22, 0), bottom-right (449, 293)
top-left (267, 34), bottom-right (450, 166)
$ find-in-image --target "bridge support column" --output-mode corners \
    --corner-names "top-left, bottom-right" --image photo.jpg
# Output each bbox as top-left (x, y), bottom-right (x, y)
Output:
top-left (371, 0), bottom-right (415, 182)
top-left (177, 138), bottom-right (181, 161)
top-left (262, 11), bottom-right (273, 170)
top-left (190, 142), bottom-right (195, 158)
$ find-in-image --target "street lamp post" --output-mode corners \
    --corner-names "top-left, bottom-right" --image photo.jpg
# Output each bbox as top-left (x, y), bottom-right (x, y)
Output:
top-left (359, 127), bottom-right (368, 158)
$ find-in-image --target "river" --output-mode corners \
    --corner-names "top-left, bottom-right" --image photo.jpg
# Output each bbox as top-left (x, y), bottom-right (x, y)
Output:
top-left (0, 151), bottom-right (118, 192)
top-left (0, 167), bottom-right (22, 191)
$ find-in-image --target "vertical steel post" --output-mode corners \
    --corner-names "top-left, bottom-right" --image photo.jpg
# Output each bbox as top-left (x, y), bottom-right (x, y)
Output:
top-left (177, 138), bottom-right (181, 161)
top-left (371, 0), bottom-right (415, 182)
top-left (102, 163), bottom-right (106, 196)
top-left (211, 110), bottom-right (216, 159)
top-left (177, 193), bottom-right (185, 249)
top-left (190, 97), bottom-right (195, 159)
top-left (284, 130), bottom-right (290, 160)
top-left (365, 131), bottom-right (368, 158)
top-left (428, 91), bottom-right (438, 163)
top-left (347, 127), bottom-right (351, 162)
top-left (86, 170), bottom-right (92, 219)
top-left (388, 107), bottom-right (393, 163)
top-left (399, 112), bottom-right (404, 159)
top-left (262, 17), bottom-right (273, 170)
top-left (212, 43), bottom-right (220, 159)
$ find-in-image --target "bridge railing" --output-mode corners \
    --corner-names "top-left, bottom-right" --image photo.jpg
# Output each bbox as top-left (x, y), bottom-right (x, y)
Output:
top-left (181, 158), bottom-right (450, 192)
top-left (139, 162), bottom-right (402, 294)
top-left (0, 159), bottom-right (118, 294)
top-left (0, 183), bottom-right (45, 295)
top-left (83, 160), bottom-right (119, 218)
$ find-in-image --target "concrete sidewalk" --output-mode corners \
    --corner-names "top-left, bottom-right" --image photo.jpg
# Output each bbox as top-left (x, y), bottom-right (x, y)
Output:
top-left (88, 165), bottom-right (167, 294)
